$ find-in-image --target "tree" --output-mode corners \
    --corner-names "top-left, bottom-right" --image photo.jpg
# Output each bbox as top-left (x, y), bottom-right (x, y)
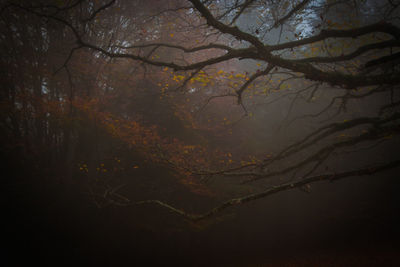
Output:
top-left (2, 0), bottom-right (400, 222)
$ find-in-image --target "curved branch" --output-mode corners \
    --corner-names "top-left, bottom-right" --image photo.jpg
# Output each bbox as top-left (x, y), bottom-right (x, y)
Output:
top-left (236, 64), bottom-right (275, 104)
top-left (245, 122), bottom-right (400, 183)
top-left (188, 0), bottom-right (265, 49)
top-left (113, 42), bottom-right (232, 53)
top-left (275, 112), bottom-right (400, 166)
top-left (365, 51), bottom-right (400, 68)
top-left (117, 160), bottom-right (400, 221)
top-left (271, 0), bottom-right (311, 29)
top-left (269, 22), bottom-right (400, 51)
top-left (269, 55), bottom-right (400, 88)
top-left (229, 0), bottom-right (256, 25)
top-left (293, 40), bottom-right (400, 64)
top-left (80, 40), bottom-right (258, 71)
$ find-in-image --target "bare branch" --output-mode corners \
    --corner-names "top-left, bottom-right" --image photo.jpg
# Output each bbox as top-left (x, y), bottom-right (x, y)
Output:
top-left (271, 0), bottom-right (311, 29)
top-left (83, 0), bottom-right (116, 22)
top-left (113, 42), bottom-right (232, 53)
top-left (269, 22), bottom-right (400, 51)
top-left (236, 64), bottom-right (275, 104)
top-left (107, 160), bottom-right (400, 221)
top-left (229, 0), bottom-right (256, 25)
top-left (293, 40), bottom-right (400, 64)
top-left (188, 0), bottom-right (265, 49)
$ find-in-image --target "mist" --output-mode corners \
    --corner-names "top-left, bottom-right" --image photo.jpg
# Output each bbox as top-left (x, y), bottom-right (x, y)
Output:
top-left (2, 0), bottom-right (400, 266)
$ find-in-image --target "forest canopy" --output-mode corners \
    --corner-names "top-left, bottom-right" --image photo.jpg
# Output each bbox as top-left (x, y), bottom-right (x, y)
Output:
top-left (1, 0), bottom-right (400, 221)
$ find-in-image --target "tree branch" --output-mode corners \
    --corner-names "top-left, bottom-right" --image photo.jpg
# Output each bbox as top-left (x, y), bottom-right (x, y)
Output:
top-left (113, 42), bottom-right (232, 53)
top-left (109, 160), bottom-right (400, 221)
top-left (236, 64), bottom-right (275, 104)
top-left (271, 0), bottom-right (311, 29)
top-left (83, 0), bottom-right (116, 22)
top-left (188, 0), bottom-right (265, 49)
top-left (269, 22), bottom-right (400, 51)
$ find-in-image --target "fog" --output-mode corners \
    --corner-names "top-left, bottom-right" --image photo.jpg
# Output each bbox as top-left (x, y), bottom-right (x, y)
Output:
top-left (2, 0), bottom-right (400, 266)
